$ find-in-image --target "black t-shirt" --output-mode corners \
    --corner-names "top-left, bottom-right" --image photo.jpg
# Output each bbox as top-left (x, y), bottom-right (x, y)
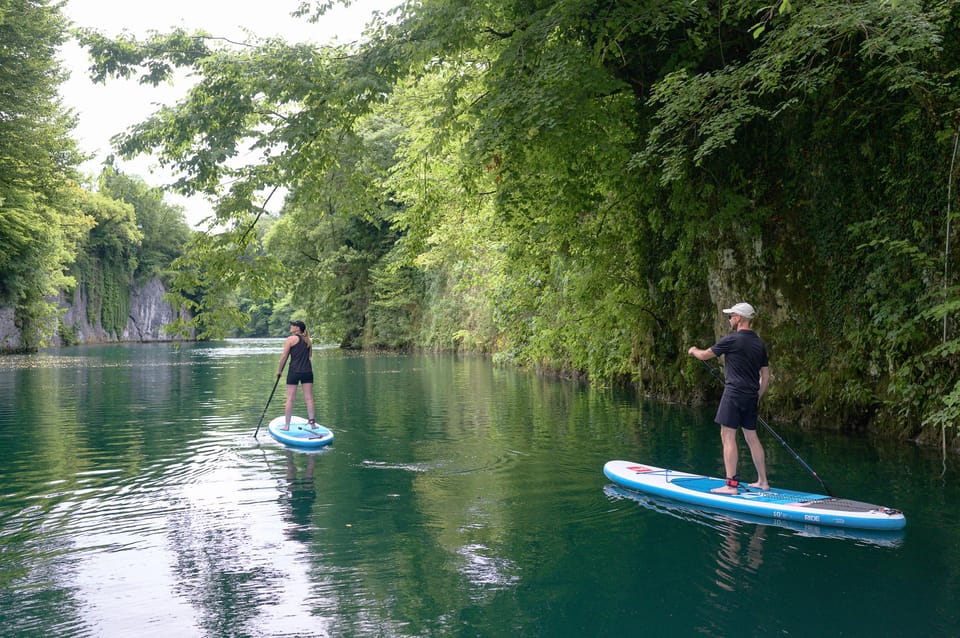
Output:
top-left (710, 330), bottom-right (768, 396)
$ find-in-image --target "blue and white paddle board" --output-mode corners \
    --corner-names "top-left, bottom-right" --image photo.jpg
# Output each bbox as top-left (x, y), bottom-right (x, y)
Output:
top-left (603, 460), bottom-right (905, 531)
top-left (268, 416), bottom-right (334, 449)
top-left (603, 485), bottom-right (905, 546)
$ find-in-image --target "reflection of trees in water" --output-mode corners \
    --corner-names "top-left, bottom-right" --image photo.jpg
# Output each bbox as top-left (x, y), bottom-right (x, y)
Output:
top-left (0, 532), bottom-right (86, 635)
top-left (296, 464), bottom-right (498, 637)
top-left (166, 502), bottom-right (287, 636)
top-left (306, 355), bottom-right (609, 635)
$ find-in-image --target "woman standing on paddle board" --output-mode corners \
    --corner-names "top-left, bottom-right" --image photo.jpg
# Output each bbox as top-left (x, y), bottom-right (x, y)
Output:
top-left (277, 320), bottom-right (316, 431)
top-left (687, 302), bottom-right (771, 494)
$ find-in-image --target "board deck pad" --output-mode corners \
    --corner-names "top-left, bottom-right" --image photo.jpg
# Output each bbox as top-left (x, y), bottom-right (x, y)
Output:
top-left (268, 416), bottom-right (334, 448)
top-left (604, 460), bottom-right (905, 531)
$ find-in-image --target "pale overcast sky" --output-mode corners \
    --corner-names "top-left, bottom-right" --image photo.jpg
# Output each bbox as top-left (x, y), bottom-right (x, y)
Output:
top-left (58, 0), bottom-right (398, 225)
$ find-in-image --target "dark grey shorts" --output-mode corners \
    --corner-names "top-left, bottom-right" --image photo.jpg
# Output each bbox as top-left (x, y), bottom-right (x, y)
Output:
top-left (715, 391), bottom-right (759, 430)
top-left (286, 371), bottom-right (314, 385)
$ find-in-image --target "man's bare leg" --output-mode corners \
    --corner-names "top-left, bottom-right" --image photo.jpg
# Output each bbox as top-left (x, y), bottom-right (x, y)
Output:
top-left (711, 426), bottom-right (741, 494)
top-left (742, 428), bottom-right (769, 490)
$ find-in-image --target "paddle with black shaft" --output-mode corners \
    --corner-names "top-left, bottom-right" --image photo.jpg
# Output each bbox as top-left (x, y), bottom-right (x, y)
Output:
top-left (254, 360), bottom-right (287, 438)
top-left (697, 358), bottom-right (834, 496)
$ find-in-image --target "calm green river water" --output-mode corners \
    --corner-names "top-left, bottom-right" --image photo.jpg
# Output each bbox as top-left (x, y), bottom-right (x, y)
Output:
top-left (0, 340), bottom-right (957, 637)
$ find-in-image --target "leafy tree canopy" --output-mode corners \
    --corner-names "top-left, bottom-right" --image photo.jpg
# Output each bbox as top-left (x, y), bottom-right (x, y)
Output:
top-left (97, 168), bottom-right (192, 283)
top-left (0, 0), bottom-right (88, 347)
top-left (75, 0), bottom-right (960, 441)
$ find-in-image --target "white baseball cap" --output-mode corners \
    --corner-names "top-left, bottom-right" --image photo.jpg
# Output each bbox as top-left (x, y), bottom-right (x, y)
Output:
top-left (722, 302), bottom-right (755, 319)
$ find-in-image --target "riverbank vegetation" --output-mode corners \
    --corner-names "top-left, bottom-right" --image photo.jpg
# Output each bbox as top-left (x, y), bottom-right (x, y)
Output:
top-left (2, 0), bottom-right (957, 445)
top-left (0, 1), bottom-right (193, 347)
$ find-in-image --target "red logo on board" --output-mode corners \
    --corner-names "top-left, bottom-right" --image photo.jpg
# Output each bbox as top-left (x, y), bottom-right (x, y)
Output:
top-left (626, 465), bottom-right (653, 473)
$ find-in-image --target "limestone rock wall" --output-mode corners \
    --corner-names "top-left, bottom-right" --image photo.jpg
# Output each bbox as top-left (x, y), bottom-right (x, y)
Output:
top-left (0, 276), bottom-right (192, 352)
top-left (0, 307), bottom-right (21, 352)
top-left (124, 276), bottom-right (183, 341)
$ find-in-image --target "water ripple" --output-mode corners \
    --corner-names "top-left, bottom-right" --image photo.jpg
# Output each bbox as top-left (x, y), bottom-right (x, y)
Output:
top-left (0, 342), bottom-right (951, 637)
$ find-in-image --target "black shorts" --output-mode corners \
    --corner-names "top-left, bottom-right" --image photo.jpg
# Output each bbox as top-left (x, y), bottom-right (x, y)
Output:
top-left (715, 391), bottom-right (759, 430)
top-left (286, 370), bottom-right (314, 385)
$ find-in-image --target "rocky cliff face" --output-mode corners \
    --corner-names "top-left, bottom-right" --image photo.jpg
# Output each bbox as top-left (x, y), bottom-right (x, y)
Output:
top-left (0, 276), bottom-right (192, 352)
top-left (123, 276), bottom-right (183, 341)
top-left (0, 307), bottom-right (21, 352)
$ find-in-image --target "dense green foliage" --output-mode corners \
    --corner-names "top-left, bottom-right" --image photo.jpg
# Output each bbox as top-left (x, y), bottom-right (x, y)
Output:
top-left (0, 0), bottom-right (90, 348)
top-left (66, 170), bottom-right (193, 338)
top-left (77, 0), bottom-right (959, 441)
top-left (70, 190), bottom-right (140, 337)
top-left (0, 1), bottom-right (193, 348)
top-left (98, 170), bottom-right (192, 285)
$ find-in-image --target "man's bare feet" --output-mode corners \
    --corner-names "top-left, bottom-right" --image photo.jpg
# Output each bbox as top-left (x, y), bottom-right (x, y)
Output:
top-left (280, 424), bottom-right (290, 431)
top-left (711, 485), bottom-right (739, 495)
top-left (749, 481), bottom-right (770, 491)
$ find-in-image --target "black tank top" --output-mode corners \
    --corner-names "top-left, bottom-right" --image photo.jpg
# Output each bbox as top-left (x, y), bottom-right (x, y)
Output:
top-left (288, 335), bottom-right (312, 375)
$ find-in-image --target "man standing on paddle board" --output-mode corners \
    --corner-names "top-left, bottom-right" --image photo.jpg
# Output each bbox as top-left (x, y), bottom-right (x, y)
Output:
top-left (687, 302), bottom-right (771, 494)
top-left (277, 320), bottom-right (316, 431)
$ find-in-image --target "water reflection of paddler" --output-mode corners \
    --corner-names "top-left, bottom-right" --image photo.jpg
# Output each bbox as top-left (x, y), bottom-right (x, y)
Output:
top-left (713, 522), bottom-right (766, 593)
top-left (696, 522), bottom-right (768, 638)
top-left (283, 450), bottom-right (317, 541)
